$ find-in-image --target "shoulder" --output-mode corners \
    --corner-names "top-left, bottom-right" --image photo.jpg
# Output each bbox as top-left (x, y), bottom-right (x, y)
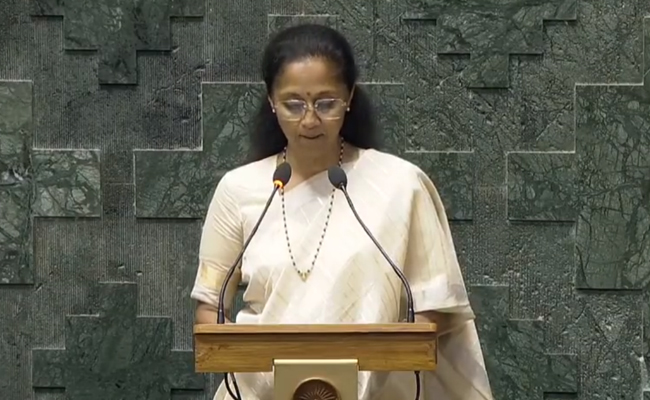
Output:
top-left (213, 155), bottom-right (277, 200)
top-left (361, 149), bottom-right (434, 190)
top-left (363, 149), bottom-right (451, 222)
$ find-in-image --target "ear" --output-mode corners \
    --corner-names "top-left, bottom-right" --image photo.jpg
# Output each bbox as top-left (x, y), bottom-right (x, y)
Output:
top-left (268, 95), bottom-right (276, 113)
top-left (347, 85), bottom-right (355, 111)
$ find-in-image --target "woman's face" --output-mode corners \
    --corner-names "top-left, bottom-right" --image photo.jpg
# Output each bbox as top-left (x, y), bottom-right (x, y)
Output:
top-left (269, 57), bottom-right (353, 154)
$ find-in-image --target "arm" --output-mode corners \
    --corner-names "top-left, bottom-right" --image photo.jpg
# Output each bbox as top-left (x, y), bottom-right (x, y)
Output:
top-left (190, 173), bottom-right (244, 324)
top-left (404, 168), bottom-right (475, 335)
top-left (196, 301), bottom-right (232, 324)
top-left (406, 171), bottom-right (496, 400)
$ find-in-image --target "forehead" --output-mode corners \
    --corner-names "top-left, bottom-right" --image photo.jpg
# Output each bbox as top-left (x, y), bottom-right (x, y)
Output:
top-left (273, 57), bottom-right (347, 97)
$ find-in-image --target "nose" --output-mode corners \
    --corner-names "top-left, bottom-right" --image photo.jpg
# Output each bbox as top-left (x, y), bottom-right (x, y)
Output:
top-left (300, 108), bottom-right (321, 130)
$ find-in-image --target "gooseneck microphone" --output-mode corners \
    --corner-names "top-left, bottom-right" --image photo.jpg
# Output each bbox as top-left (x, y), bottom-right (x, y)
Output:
top-left (216, 162), bottom-right (292, 325)
top-left (328, 166), bottom-right (421, 400)
top-left (216, 162), bottom-right (291, 400)
top-left (327, 166), bottom-right (415, 323)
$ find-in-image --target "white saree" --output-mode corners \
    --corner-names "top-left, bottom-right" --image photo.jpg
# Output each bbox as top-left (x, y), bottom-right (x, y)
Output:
top-left (191, 148), bottom-right (494, 400)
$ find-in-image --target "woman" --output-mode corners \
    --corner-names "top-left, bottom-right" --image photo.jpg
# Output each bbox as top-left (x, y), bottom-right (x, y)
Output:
top-left (191, 23), bottom-right (493, 400)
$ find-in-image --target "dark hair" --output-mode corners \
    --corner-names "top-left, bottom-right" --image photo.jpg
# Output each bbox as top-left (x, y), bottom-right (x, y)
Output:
top-left (247, 23), bottom-right (380, 162)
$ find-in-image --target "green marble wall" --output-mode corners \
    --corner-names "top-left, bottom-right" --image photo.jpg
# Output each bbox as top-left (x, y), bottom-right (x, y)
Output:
top-left (1, 0), bottom-right (648, 399)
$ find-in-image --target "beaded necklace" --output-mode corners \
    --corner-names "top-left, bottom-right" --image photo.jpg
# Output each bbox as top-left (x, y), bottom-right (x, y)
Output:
top-left (280, 139), bottom-right (345, 280)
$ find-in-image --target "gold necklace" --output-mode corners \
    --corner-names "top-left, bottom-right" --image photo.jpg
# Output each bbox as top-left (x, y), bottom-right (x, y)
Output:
top-left (280, 140), bottom-right (345, 280)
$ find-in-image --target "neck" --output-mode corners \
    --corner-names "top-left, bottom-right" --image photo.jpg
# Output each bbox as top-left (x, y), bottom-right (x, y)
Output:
top-left (285, 142), bottom-right (343, 178)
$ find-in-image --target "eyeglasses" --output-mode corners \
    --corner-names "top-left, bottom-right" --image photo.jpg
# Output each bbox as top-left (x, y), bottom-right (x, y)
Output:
top-left (273, 98), bottom-right (348, 122)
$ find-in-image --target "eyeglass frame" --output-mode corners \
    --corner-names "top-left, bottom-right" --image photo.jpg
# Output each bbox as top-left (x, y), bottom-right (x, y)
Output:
top-left (269, 97), bottom-right (351, 122)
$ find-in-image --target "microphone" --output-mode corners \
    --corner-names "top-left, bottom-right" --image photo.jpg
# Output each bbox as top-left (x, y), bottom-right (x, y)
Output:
top-left (328, 166), bottom-right (422, 400)
top-left (216, 162), bottom-right (292, 324)
top-left (327, 166), bottom-right (415, 323)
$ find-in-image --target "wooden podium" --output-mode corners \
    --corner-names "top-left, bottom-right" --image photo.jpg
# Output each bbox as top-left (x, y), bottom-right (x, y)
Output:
top-left (194, 323), bottom-right (437, 399)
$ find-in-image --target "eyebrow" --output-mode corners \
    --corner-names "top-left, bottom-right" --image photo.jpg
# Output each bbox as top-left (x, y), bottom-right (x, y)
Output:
top-left (279, 90), bottom-right (339, 99)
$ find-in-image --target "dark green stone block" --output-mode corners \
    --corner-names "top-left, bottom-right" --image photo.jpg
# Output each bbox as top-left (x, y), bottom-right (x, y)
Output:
top-left (573, 75), bottom-right (650, 289)
top-left (402, 1), bottom-right (577, 88)
top-left (0, 80), bottom-right (101, 285)
top-left (471, 285), bottom-right (577, 398)
top-left (32, 282), bottom-right (204, 398)
top-left (507, 152), bottom-right (576, 222)
top-left (506, 18), bottom-right (650, 289)
top-left (30, 0), bottom-right (204, 85)
top-left (0, 80), bottom-right (33, 285)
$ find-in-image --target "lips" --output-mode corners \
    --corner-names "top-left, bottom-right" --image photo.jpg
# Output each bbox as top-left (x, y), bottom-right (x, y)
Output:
top-left (300, 134), bottom-right (324, 140)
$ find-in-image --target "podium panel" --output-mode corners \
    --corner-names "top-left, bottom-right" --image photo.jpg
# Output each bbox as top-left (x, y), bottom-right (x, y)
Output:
top-left (274, 359), bottom-right (357, 400)
top-left (194, 323), bottom-right (437, 373)
top-left (194, 323), bottom-right (437, 400)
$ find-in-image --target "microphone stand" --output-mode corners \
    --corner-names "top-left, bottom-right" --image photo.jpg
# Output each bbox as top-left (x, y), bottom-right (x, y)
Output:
top-left (328, 166), bottom-right (421, 400)
top-left (215, 163), bottom-right (292, 400)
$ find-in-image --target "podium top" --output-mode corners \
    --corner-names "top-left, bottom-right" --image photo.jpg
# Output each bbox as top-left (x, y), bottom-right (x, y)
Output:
top-left (193, 322), bottom-right (437, 373)
top-left (194, 322), bottom-right (437, 335)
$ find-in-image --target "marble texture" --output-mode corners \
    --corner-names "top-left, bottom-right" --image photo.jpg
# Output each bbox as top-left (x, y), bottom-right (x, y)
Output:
top-left (0, 80), bottom-right (101, 285)
top-left (15, 217), bottom-right (204, 399)
top-left (30, 0), bottom-right (204, 85)
top-left (32, 150), bottom-right (102, 217)
top-left (26, 16), bottom-right (205, 217)
top-left (470, 285), bottom-right (577, 397)
top-left (402, 0), bottom-right (577, 88)
top-left (507, 17), bottom-right (650, 289)
top-left (573, 77), bottom-right (650, 290)
top-left (506, 152), bottom-right (575, 222)
top-left (32, 282), bottom-right (203, 398)
top-left (0, 80), bottom-right (33, 285)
